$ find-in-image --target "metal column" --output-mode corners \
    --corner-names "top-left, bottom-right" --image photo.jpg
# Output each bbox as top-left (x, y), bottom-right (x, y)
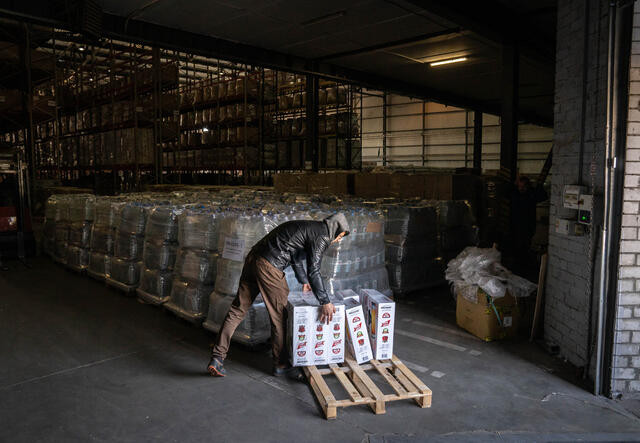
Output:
top-left (473, 110), bottom-right (483, 172)
top-left (382, 91), bottom-right (387, 166)
top-left (305, 74), bottom-right (319, 171)
top-left (500, 43), bottom-right (519, 182)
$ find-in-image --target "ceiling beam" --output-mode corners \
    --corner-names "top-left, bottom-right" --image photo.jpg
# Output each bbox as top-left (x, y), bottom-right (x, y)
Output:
top-left (316, 27), bottom-right (462, 61)
top-left (402, 0), bottom-right (556, 64)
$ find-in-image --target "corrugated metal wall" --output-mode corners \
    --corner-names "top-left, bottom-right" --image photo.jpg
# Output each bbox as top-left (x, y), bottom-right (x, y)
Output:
top-left (360, 91), bottom-right (552, 174)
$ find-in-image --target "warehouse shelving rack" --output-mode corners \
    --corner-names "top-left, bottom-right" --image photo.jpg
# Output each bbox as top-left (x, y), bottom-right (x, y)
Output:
top-left (0, 22), bottom-right (364, 193)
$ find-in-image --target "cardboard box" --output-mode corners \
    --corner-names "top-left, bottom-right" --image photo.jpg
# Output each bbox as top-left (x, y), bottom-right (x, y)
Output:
top-left (287, 292), bottom-right (345, 367)
top-left (354, 172), bottom-right (392, 198)
top-left (360, 289), bottom-right (395, 360)
top-left (325, 172), bottom-right (355, 195)
top-left (455, 288), bottom-right (519, 341)
top-left (343, 297), bottom-right (374, 364)
top-left (389, 174), bottom-right (425, 199)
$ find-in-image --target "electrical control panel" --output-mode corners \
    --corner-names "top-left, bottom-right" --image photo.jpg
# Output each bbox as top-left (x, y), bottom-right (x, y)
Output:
top-left (563, 185), bottom-right (587, 209)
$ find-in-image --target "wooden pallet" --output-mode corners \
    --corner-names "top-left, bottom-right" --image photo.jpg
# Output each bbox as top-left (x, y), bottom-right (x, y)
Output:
top-left (303, 354), bottom-right (432, 419)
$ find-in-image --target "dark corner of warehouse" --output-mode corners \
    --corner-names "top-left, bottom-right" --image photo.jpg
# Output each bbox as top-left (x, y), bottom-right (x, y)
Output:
top-left (1, 1), bottom-right (640, 442)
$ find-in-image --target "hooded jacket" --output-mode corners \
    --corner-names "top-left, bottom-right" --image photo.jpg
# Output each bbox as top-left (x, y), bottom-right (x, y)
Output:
top-left (250, 213), bottom-right (350, 305)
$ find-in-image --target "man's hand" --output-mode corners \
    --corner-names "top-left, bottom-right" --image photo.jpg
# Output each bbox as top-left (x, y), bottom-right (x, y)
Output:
top-left (319, 303), bottom-right (336, 324)
top-left (302, 283), bottom-right (312, 292)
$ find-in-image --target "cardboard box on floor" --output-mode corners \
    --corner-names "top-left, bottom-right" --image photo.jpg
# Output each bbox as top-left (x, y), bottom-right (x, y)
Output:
top-left (456, 287), bottom-right (519, 341)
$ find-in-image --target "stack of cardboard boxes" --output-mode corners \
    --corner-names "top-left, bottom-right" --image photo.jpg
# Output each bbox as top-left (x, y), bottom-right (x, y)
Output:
top-left (287, 289), bottom-right (396, 367)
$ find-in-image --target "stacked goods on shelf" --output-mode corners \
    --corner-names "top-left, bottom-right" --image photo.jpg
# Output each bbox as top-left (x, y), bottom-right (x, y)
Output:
top-left (106, 201), bottom-right (154, 292)
top-left (321, 208), bottom-right (392, 298)
top-left (203, 211), bottom-right (278, 342)
top-left (383, 203), bottom-right (440, 295)
top-left (166, 207), bottom-right (221, 323)
top-left (136, 205), bottom-right (184, 305)
top-left (65, 194), bottom-right (96, 271)
top-left (438, 201), bottom-right (479, 261)
top-left (287, 291), bottom-right (345, 367)
top-left (88, 197), bottom-right (127, 280)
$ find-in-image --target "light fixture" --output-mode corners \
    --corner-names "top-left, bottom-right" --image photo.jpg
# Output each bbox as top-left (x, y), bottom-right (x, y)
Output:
top-left (202, 127), bottom-right (209, 132)
top-left (78, 46), bottom-right (85, 51)
top-left (429, 57), bottom-right (467, 67)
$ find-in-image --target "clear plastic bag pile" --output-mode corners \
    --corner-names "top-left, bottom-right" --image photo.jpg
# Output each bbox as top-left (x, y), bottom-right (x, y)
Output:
top-left (445, 246), bottom-right (537, 301)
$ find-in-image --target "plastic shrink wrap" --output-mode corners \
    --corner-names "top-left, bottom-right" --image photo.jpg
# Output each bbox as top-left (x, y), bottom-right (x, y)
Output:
top-left (137, 205), bottom-right (184, 304)
top-left (202, 292), bottom-right (271, 346)
top-left (321, 208), bottom-right (391, 298)
top-left (107, 201), bottom-right (152, 289)
top-left (88, 251), bottom-right (111, 276)
top-left (445, 247), bottom-right (537, 302)
top-left (166, 207), bottom-right (222, 322)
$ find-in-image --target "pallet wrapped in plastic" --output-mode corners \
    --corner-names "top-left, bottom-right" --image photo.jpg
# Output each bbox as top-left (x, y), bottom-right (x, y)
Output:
top-left (323, 265), bottom-right (392, 298)
top-left (43, 219), bottom-right (56, 256)
top-left (138, 268), bottom-right (174, 303)
top-left (320, 208), bottom-right (391, 296)
top-left (94, 197), bottom-right (126, 228)
top-left (384, 238), bottom-right (438, 264)
top-left (114, 232), bottom-right (145, 261)
top-left (440, 225), bottom-right (479, 260)
top-left (68, 194), bottom-right (95, 222)
top-left (387, 258), bottom-right (445, 294)
top-left (90, 226), bottom-right (115, 254)
top-left (55, 224), bottom-right (69, 243)
top-left (174, 249), bottom-right (218, 285)
top-left (54, 240), bottom-right (68, 262)
top-left (321, 243), bottom-right (385, 277)
top-left (178, 208), bottom-right (221, 251)
top-left (214, 211), bottom-right (279, 296)
top-left (89, 251), bottom-right (111, 277)
top-left (146, 206), bottom-right (183, 243)
top-left (203, 291), bottom-right (270, 346)
top-left (119, 203), bottom-right (150, 235)
top-left (437, 200), bottom-right (475, 227)
top-left (214, 257), bottom-right (245, 295)
top-left (68, 222), bottom-right (92, 248)
top-left (384, 204), bottom-right (438, 241)
top-left (65, 245), bottom-right (89, 270)
top-left (109, 258), bottom-right (142, 286)
top-left (165, 280), bottom-right (213, 323)
top-left (142, 241), bottom-right (177, 271)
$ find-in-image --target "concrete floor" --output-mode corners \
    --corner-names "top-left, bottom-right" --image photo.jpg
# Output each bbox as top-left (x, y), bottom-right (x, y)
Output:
top-left (1, 257), bottom-right (640, 443)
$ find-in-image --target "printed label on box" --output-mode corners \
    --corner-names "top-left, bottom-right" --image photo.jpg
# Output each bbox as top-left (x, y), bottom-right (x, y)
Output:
top-left (360, 289), bottom-right (395, 361)
top-left (222, 237), bottom-right (245, 261)
top-left (287, 293), bottom-right (344, 367)
top-left (344, 299), bottom-right (373, 364)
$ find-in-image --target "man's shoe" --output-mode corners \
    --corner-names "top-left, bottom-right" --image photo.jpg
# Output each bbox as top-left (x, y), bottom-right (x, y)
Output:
top-left (208, 357), bottom-right (226, 377)
top-left (273, 365), bottom-right (304, 381)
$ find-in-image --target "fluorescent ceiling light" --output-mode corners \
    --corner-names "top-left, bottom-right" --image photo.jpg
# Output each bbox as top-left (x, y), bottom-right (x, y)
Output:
top-left (429, 57), bottom-right (467, 67)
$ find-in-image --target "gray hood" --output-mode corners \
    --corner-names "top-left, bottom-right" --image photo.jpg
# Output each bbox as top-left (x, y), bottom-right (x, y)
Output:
top-left (324, 212), bottom-right (350, 239)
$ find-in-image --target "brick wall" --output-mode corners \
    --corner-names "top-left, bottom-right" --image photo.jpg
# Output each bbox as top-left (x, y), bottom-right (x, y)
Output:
top-left (544, 0), bottom-right (608, 371)
top-left (611, 4), bottom-right (640, 397)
